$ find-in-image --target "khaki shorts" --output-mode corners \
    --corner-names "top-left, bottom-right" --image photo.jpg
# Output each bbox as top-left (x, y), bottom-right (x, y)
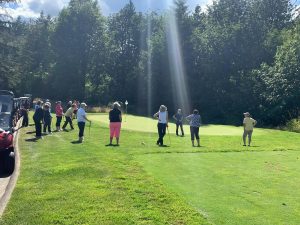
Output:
top-left (243, 130), bottom-right (253, 137)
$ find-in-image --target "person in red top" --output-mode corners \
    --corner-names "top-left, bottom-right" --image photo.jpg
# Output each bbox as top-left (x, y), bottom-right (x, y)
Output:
top-left (55, 101), bottom-right (63, 131)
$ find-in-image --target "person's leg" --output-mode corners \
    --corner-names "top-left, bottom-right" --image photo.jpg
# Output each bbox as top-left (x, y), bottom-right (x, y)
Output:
top-left (161, 124), bottom-right (167, 145)
top-left (56, 116), bottom-right (59, 128)
top-left (195, 127), bottom-right (200, 146)
top-left (34, 120), bottom-right (39, 137)
top-left (58, 116), bottom-right (62, 130)
top-left (243, 130), bottom-right (247, 146)
top-left (248, 130), bottom-right (253, 146)
top-left (78, 122), bottom-right (82, 142)
top-left (48, 120), bottom-right (52, 133)
top-left (43, 122), bottom-right (47, 133)
top-left (190, 126), bottom-right (195, 146)
top-left (180, 123), bottom-right (184, 136)
top-left (115, 122), bottom-right (121, 145)
top-left (109, 123), bottom-right (115, 145)
top-left (70, 118), bottom-right (74, 129)
top-left (22, 116), bottom-right (26, 126)
top-left (62, 117), bottom-right (68, 129)
top-left (38, 123), bottom-right (42, 137)
top-left (81, 122), bottom-right (85, 138)
top-left (157, 123), bottom-right (163, 145)
top-left (25, 116), bottom-right (29, 126)
top-left (157, 124), bottom-right (161, 145)
top-left (176, 124), bottom-right (179, 136)
top-left (56, 117), bottom-right (60, 131)
top-left (78, 122), bottom-right (85, 142)
top-left (37, 122), bottom-right (42, 137)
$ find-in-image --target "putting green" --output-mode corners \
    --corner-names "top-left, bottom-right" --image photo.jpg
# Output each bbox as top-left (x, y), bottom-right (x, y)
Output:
top-left (89, 114), bottom-right (274, 136)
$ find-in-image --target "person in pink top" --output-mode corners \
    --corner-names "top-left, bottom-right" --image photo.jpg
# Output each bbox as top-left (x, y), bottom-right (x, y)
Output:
top-left (108, 102), bottom-right (122, 146)
top-left (55, 101), bottom-right (63, 131)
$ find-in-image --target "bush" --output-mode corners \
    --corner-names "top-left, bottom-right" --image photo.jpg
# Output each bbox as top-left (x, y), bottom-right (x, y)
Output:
top-left (87, 106), bottom-right (110, 113)
top-left (284, 119), bottom-right (300, 133)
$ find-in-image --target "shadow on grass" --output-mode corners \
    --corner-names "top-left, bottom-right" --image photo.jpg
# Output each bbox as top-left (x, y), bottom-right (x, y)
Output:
top-left (71, 140), bottom-right (82, 144)
top-left (25, 137), bottom-right (39, 142)
top-left (26, 131), bottom-right (36, 135)
top-left (105, 144), bottom-right (120, 147)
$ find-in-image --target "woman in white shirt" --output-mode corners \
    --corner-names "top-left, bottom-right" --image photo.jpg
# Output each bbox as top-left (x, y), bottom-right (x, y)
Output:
top-left (153, 105), bottom-right (168, 146)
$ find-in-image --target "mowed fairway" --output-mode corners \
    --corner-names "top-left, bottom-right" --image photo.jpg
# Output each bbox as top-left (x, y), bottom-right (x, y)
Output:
top-left (1, 114), bottom-right (300, 225)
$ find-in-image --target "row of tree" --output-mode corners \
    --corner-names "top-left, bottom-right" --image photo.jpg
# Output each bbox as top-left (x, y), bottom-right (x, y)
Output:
top-left (1, 0), bottom-right (299, 125)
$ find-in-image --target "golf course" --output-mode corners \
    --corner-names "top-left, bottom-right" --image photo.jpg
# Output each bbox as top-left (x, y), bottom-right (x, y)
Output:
top-left (0, 114), bottom-right (300, 225)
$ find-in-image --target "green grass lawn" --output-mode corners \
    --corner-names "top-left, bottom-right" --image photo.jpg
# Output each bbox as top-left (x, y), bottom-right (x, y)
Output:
top-left (1, 113), bottom-right (300, 225)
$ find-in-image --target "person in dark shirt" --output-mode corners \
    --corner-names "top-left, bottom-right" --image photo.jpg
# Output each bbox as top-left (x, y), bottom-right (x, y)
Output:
top-left (108, 102), bottom-right (122, 146)
top-left (43, 103), bottom-right (52, 134)
top-left (24, 100), bottom-right (30, 110)
top-left (33, 101), bottom-right (44, 138)
top-left (173, 108), bottom-right (184, 136)
top-left (20, 105), bottom-right (29, 127)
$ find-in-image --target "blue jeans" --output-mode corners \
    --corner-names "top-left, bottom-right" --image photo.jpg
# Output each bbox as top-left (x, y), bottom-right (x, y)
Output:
top-left (78, 122), bottom-right (85, 137)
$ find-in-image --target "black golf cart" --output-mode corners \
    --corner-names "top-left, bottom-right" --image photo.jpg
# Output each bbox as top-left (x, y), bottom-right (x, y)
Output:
top-left (0, 90), bottom-right (16, 175)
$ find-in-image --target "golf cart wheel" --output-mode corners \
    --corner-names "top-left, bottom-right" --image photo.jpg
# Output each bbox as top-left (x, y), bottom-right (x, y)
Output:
top-left (4, 152), bottom-right (15, 175)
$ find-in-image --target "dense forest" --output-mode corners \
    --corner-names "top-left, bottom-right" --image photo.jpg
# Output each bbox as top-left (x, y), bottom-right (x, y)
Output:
top-left (1, 0), bottom-right (300, 125)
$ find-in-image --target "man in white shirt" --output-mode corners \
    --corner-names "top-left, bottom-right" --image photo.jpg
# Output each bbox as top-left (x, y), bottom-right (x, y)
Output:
top-left (243, 112), bottom-right (257, 146)
top-left (77, 103), bottom-right (91, 143)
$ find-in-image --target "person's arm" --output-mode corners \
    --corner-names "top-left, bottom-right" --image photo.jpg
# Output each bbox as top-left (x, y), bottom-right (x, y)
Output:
top-left (83, 115), bottom-right (90, 123)
top-left (173, 114), bottom-right (177, 121)
top-left (243, 118), bottom-right (246, 130)
top-left (153, 112), bottom-right (159, 118)
top-left (119, 112), bottom-right (122, 122)
top-left (186, 115), bottom-right (191, 122)
top-left (253, 119), bottom-right (257, 127)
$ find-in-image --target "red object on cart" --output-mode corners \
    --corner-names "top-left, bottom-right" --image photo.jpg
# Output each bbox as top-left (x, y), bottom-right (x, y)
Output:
top-left (0, 130), bottom-right (13, 150)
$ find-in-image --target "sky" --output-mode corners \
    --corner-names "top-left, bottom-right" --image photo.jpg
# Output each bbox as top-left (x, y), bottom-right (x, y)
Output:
top-left (1, 0), bottom-right (213, 19)
top-left (1, 0), bottom-right (299, 19)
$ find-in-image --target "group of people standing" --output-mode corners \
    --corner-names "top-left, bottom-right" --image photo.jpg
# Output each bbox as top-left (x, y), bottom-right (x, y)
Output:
top-left (32, 99), bottom-right (256, 147)
top-left (153, 105), bottom-right (257, 147)
top-left (33, 100), bottom-right (91, 143)
top-left (154, 105), bottom-right (202, 147)
top-left (32, 100), bottom-right (122, 145)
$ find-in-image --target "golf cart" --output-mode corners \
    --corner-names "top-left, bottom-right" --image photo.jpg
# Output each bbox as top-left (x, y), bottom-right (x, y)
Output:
top-left (0, 90), bottom-right (15, 175)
